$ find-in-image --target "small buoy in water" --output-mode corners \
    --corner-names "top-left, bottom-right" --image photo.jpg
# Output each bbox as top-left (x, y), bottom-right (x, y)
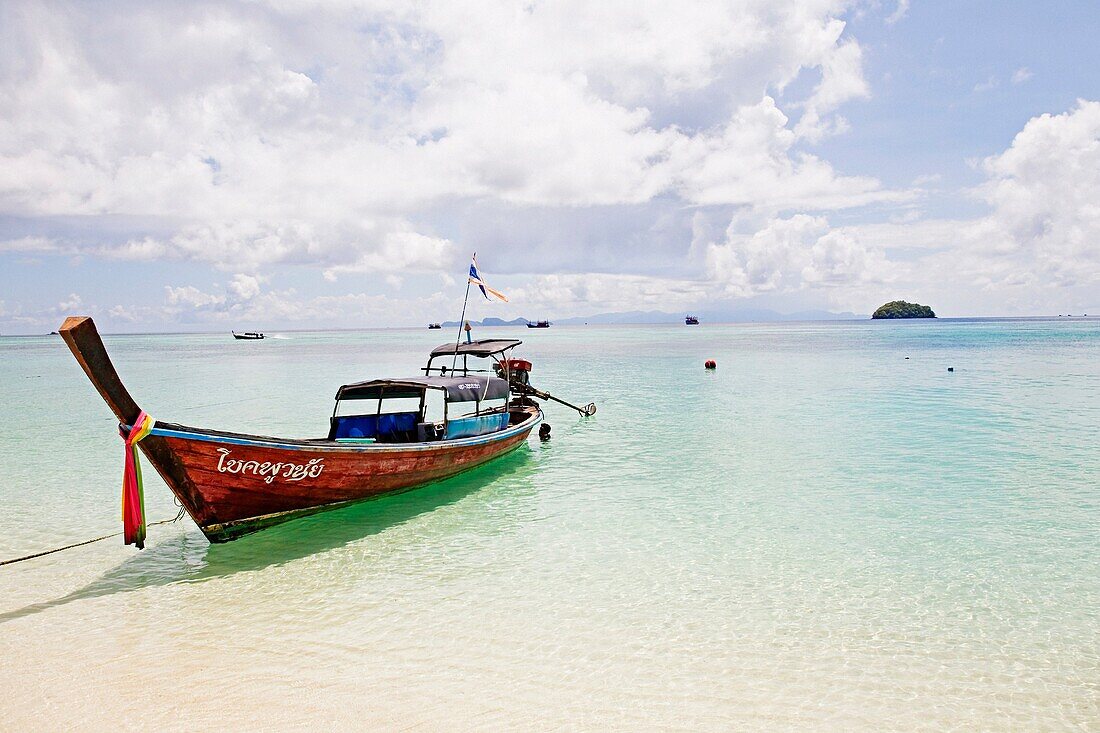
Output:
top-left (539, 423), bottom-right (552, 441)
top-left (947, 367), bottom-right (954, 372)
top-left (704, 359), bottom-right (716, 369)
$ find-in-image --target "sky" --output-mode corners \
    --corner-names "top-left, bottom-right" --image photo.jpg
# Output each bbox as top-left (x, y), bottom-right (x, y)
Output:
top-left (1, 0), bottom-right (1099, 333)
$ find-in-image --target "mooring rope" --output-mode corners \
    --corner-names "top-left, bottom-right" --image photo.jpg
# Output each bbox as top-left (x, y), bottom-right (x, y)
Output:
top-left (0, 508), bottom-right (186, 567)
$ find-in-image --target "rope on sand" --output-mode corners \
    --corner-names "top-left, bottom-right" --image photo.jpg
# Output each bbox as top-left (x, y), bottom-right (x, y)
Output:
top-left (0, 510), bottom-right (185, 567)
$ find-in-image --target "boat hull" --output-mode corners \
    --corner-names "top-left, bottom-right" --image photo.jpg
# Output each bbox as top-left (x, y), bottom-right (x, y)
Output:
top-left (139, 407), bottom-right (540, 541)
top-left (57, 315), bottom-right (542, 543)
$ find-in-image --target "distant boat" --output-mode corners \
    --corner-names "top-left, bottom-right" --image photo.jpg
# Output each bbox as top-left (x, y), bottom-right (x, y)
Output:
top-left (685, 315), bottom-right (699, 325)
top-left (232, 331), bottom-right (265, 340)
top-left (428, 323), bottom-right (442, 329)
top-left (526, 320), bottom-right (551, 329)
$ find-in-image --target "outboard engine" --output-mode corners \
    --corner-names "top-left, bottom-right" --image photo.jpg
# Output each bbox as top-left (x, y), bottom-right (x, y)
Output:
top-left (502, 358), bottom-right (532, 387)
top-left (497, 358), bottom-right (538, 407)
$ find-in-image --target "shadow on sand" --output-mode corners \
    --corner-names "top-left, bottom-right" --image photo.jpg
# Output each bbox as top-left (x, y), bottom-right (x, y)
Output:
top-left (0, 447), bottom-right (538, 624)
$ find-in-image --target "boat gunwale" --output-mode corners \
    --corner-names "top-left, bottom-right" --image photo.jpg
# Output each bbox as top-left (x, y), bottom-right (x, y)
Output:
top-left (136, 406), bottom-right (542, 453)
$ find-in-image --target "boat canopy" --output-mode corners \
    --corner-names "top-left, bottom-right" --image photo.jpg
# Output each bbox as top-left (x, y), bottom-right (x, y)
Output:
top-left (429, 339), bottom-right (522, 358)
top-left (336, 375), bottom-right (509, 403)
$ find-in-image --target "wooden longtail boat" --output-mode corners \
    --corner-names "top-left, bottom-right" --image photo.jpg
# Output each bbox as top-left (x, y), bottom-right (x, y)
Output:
top-left (60, 317), bottom-right (543, 543)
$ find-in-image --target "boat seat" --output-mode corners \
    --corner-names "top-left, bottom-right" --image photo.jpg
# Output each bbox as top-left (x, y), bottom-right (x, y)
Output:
top-left (330, 411), bottom-right (420, 442)
top-left (445, 412), bottom-right (510, 440)
top-left (330, 414), bottom-right (379, 440)
top-left (376, 412), bottom-right (418, 442)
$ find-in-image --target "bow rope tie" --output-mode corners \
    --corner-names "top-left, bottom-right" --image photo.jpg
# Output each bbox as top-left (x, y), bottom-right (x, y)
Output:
top-left (120, 411), bottom-right (155, 549)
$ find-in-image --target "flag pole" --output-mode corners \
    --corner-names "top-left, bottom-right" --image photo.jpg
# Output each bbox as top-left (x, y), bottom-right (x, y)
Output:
top-left (451, 255), bottom-right (474, 373)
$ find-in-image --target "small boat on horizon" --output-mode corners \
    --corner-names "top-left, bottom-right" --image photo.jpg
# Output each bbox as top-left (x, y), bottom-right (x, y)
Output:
top-left (685, 315), bottom-right (699, 325)
top-left (428, 323), bottom-right (442, 329)
top-left (60, 317), bottom-right (550, 544)
top-left (526, 319), bottom-right (551, 328)
top-left (233, 331), bottom-right (265, 340)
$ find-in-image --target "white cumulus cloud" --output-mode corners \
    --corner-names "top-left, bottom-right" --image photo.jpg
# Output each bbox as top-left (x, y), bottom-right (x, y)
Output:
top-left (967, 99), bottom-right (1100, 288)
top-left (0, 0), bottom-right (891, 280)
top-left (705, 214), bottom-right (890, 297)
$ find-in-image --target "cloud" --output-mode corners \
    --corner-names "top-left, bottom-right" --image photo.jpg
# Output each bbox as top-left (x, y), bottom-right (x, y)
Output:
top-left (1011, 67), bottom-right (1034, 85)
top-left (21, 80), bottom-right (1100, 338)
top-left (165, 285), bottom-right (225, 310)
top-left (673, 98), bottom-right (897, 209)
top-left (885, 0), bottom-right (910, 25)
top-left (509, 273), bottom-right (708, 316)
top-left (0, 236), bottom-right (58, 253)
top-left (704, 214), bottom-right (891, 298)
top-left (973, 76), bottom-right (998, 93)
top-left (964, 99), bottom-right (1100, 288)
top-left (911, 173), bottom-right (942, 187)
top-left (321, 229), bottom-right (456, 281)
top-left (108, 304), bottom-right (138, 322)
top-left (155, 278), bottom-right (459, 328)
top-left (57, 292), bottom-right (82, 311)
top-left (0, 0), bottom-right (891, 278)
top-left (2, 219), bottom-right (456, 276)
top-left (794, 39), bottom-right (871, 141)
top-left (839, 218), bottom-right (964, 252)
top-left (228, 273), bottom-right (263, 301)
top-left (29, 2), bottom-right (1091, 326)
top-left (5, 290), bottom-right (88, 327)
top-left (500, 211), bottom-right (899, 315)
top-left (841, 102), bottom-right (1100, 317)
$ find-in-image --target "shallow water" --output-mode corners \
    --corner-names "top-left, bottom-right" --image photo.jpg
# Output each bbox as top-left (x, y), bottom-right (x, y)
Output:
top-left (1, 320), bottom-right (1098, 730)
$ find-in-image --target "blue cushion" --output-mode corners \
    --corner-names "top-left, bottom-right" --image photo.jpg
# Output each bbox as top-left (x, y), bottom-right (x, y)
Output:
top-left (334, 411), bottom-right (439, 440)
top-left (445, 412), bottom-right (509, 440)
top-left (375, 411), bottom-right (420, 437)
top-left (333, 415), bottom-right (379, 439)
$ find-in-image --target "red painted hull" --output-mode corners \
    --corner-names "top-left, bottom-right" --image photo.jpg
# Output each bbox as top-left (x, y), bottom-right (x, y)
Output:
top-left (140, 407), bottom-right (541, 542)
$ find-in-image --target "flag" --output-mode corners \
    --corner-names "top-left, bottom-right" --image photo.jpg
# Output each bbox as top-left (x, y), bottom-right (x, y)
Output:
top-left (468, 253), bottom-right (508, 302)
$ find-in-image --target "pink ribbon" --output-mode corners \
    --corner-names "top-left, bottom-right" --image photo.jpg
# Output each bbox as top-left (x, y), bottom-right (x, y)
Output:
top-left (121, 411), bottom-right (153, 549)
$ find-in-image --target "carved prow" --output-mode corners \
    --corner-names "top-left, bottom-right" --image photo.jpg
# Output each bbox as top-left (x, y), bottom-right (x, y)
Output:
top-left (58, 316), bottom-right (141, 424)
top-left (58, 316), bottom-right (213, 529)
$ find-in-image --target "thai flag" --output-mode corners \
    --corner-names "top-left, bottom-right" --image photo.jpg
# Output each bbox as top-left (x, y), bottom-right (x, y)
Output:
top-left (468, 253), bottom-right (508, 302)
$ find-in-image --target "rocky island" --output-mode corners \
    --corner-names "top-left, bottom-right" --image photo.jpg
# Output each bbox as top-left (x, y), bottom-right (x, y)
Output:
top-left (871, 300), bottom-right (936, 319)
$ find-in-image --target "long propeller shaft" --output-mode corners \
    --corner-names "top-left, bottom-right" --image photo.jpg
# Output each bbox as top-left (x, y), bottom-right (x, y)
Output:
top-left (516, 384), bottom-right (596, 417)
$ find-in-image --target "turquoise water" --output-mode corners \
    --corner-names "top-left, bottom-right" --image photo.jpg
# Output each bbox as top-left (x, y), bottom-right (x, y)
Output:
top-left (1, 320), bottom-right (1098, 729)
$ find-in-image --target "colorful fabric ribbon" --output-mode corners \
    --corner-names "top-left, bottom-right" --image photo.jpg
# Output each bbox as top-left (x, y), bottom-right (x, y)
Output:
top-left (121, 411), bottom-right (154, 549)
